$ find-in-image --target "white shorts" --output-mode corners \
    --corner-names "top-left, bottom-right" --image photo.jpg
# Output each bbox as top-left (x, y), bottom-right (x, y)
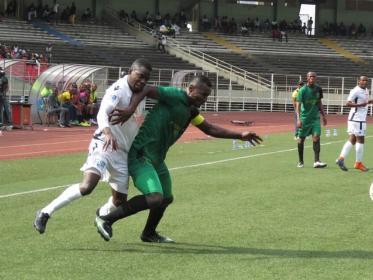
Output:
top-left (80, 138), bottom-right (129, 194)
top-left (347, 121), bottom-right (366, 137)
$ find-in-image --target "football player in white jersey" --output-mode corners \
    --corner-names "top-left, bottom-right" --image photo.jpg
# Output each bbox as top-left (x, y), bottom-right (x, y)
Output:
top-left (33, 59), bottom-right (152, 234)
top-left (336, 76), bottom-right (373, 172)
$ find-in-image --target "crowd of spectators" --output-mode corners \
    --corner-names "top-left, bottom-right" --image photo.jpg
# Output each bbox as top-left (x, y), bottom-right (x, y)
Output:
top-left (321, 22), bottom-right (367, 37)
top-left (25, 1), bottom-right (92, 25)
top-left (0, 42), bottom-right (44, 64)
top-left (0, 42), bottom-right (54, 65)
top-left (40, 80), bottom-right (99, 128)
top-left (119, 9), bottom-right (186, 38)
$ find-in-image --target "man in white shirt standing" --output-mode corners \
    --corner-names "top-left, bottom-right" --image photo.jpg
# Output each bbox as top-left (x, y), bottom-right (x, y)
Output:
top-left (336, 76), bottom-right (373, 172)
top-left (33, 59), bottom-right (152, 234)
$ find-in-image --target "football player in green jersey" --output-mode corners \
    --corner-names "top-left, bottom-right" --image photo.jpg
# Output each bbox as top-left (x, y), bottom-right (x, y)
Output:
top-left (296, 72), bottom-right (327, 168)
top-left (95, 75), bottom-right (263, 242)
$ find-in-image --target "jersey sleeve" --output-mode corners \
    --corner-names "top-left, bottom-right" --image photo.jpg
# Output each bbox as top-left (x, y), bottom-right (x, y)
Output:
top-left (318, 86), bottom-right (323, 99)
top-left (347, 88), bottom-right (357, 102)
top-left (296, 88), bottom-right (304, 103)
top-left (97, 86), bottom-right (121, 129)
top-left (291, 90), bottom-right (298, 100)
top-left (157, 86), bottom-right (187, 105)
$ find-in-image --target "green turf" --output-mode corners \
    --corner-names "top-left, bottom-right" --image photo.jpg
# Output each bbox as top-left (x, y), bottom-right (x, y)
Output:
top-left (1, 126), bottom-right (373, 279)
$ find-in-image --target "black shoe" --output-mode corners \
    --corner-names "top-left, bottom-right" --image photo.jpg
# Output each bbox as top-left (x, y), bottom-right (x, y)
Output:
top-left (33, 210), bottom-right (50, 234)
top-left (94, 216), bottom-right (112, 241)
top-left (141, 231), bottom-right (175, 243)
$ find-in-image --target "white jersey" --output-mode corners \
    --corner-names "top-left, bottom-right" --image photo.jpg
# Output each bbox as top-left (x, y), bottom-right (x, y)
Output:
top-left (348, 86), bottom-right (369, 122)
top-left (95, 75), bottom-right (144, 152)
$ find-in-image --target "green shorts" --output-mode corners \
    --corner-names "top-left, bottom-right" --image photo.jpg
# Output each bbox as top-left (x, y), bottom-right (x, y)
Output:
top-left (128, 150), bottom-right (172, 198)
top-left (297, 119), bottom-right (321, 138)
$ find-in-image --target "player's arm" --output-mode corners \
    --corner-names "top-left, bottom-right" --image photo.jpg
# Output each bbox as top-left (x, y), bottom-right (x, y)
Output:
top-left (317, 99), bottom-right (327, 126)
top-left (296, 101), bottom-right (302, 128)
top-left (194, 115), bottom-right (262, 146)
top-left (97, 91), bottom-right (120, 151)
top-left (110, 86), bottom-right (159, 125)
top-left (346, 100), bottom-right (369, 107)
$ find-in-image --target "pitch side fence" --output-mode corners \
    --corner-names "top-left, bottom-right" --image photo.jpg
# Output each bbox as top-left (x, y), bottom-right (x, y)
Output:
top-left (1, 59), bottom-right (372, 116)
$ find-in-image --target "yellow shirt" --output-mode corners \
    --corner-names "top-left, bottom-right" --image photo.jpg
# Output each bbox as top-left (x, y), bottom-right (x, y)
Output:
top-left (291, 89), bottom-right (299, 102)
top-left (58, 91), bottom-right (72, 103)
top-left (40, 87), bottom-right (53, 97)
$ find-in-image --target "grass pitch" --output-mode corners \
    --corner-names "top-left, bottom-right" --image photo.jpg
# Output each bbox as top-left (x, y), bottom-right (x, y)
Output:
top-left (1, 127), bottom-right (373, 279)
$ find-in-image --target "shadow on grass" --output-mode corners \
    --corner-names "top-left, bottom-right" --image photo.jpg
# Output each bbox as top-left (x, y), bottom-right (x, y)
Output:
top-left (65, 242), bottom-right (373, 259)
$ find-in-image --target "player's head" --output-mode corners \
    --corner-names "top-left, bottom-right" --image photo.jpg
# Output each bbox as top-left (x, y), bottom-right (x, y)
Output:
top-left (358, 76), bottom-right (368, 89)
top-left (306, 72), bottom-right (317, 85)
top-left (187, 75), bottom-right (212, 107)
top-left (297, 81), bottom-right (304, 88)
top-left (91, 83), bottom-right (97, 91)
top-left (128, 58), bottom-right (152, 93)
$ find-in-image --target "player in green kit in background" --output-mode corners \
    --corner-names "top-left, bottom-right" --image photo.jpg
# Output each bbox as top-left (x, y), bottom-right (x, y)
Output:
top-left (296, 72), bottom-right (327, 168)
top-left (94, 76), bottom-right (263, 242)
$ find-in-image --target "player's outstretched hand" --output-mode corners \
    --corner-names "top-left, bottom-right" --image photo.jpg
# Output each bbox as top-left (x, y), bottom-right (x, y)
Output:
top-left (240, 132), bottom-right (262, 146)
top-left (109, 108), bottom-right (134, 125)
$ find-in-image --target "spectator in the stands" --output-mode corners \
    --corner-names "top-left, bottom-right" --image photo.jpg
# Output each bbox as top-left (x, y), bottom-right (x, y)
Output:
top-left (228, 18), bottom-right (237, 34)
top-left (155, 12), bottom-right (162, 26)
top-left (307, 17), bottom-right (313, 36)
top-left (6, 0), bottom-right (17, 17)
top-left (357, 23), bottom-right (366, 37)
top-left (301, 22), bottom-right (307, 34)
top-left (27, 3), bottom-right (37, 22)
top-left (254, 17), bottom-right (261, 32)
top-left (349, 23), bottom-right (357, 38)
top-left (263, 18), bottom-right (270, 32)
top-left (157, 33), bottom-right (167, 53)
top-left (119, 9), bottom-right (128, 22)
top-left (240, 23), bottom-right (249, 36)
top-left (87, 83), bottom-right (98, 125)
top-left (40, 81), bottom-right (54, 99)
top-left (171, 22), bottom-right (180, 36)
top-left (178, 10), bottom-right (187, 28)
top-left (59, 83), bottom-right (78, 125)
top-left (61, 5), bottom-right (69, 23)
top-left (213, 16), bottom-right (222, 31)
top-left (41, 5), bottom-right (50, 21)
top-left (69, 2), bottom-right (76, 25)
top-left (338, 22), bottom-right (346, 36)
top-left (45, 43), bottom-right (52, 63)
top-left (52, 2), bottom-right (59, 25)
top-left (221, 16), bottom-right (228, 33)
top-left (131, 10), bottom-right (138, 22)
top-left (48, 87), bottom-right (70, 128)
top-left (201, 15), bottom-right (210, 31)
top-left (82, 8), bottom-right (92, 21)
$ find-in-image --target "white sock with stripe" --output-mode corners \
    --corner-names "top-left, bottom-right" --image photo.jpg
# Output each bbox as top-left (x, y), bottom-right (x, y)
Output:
top-left (356, 143), bottom-right (364, 162)
top-left (99, 196), bottom-right (117, 216)
top-left (340, 141), bottom-right (353, 159)
top-left (42, 183), bottom-right (82, 216)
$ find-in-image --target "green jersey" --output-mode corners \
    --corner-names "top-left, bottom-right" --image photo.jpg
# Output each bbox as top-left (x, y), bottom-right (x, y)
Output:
top-left (296, 84), bottom-right (323, 122)
top-left (130, 86), bottom-right (199, 165)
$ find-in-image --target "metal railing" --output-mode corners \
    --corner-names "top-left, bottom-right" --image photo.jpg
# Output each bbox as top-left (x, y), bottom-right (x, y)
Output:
top-left (102, 7), bottom-right (272, 89)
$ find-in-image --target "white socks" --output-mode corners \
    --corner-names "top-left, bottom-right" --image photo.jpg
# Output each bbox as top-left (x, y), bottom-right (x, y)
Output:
top-left (41, 183), bottom-right (82, 216)
top-left (340, 141), bottom-right (353, 159)
top-left (356, 143), bottom-right (364, 162)
top-left (99, 196), bottom-right (118, 216)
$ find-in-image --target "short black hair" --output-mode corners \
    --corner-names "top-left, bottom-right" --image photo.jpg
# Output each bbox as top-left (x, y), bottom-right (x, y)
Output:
top-left (130, 58), bottom-right (152, 72)
top-left (189, 75), bottom-right (212, 88)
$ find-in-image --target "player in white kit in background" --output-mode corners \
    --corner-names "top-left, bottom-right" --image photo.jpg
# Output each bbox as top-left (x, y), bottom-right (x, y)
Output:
top-left (33, 59), bottom-right (152, 234)
top-left (336, 76), bottom-right (373, 172)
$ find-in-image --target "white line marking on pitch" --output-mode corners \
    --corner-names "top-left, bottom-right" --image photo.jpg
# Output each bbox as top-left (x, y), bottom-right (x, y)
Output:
top-left (1, 136), bottom-right (362, 199)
